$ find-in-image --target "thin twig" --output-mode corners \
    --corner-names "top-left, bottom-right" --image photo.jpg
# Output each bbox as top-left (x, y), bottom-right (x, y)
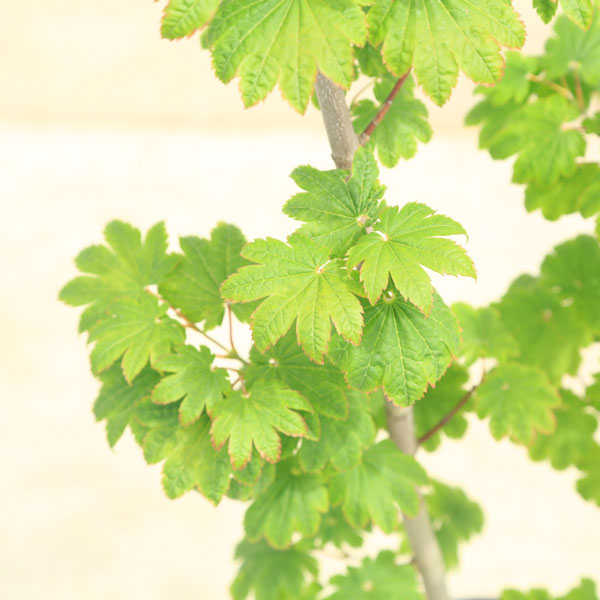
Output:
top-left (417, 386), bottom-right (477, 446)
top-left (360, 70), bottom-right (411, 143)
top-left (227, 303), bottom-right (239, 357)
top-left (350, 78), bottom-right (375, 109)
top-left (145, 287), bottom-right (230, 353)
top-left (528, 74), bottom-right (574, 101)
top-left (573, 68), bottom-right (585, 111)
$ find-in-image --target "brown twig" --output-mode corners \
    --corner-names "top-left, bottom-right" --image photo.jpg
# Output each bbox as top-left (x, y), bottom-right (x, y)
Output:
top-left (417, 386), bottom-right (477, 446)
top-left (226, 303), bottom-right (239, 358)
top-left (360, 70), bottom-right (411, 143)
top-left (145, 287), bottom-right (230, 353)
top-left (528, 74), bottom-right (574, 101)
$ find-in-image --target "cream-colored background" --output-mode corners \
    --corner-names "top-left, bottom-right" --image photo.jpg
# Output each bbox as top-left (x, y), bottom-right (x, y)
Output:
top-left (2, 1), bottom-right (599, 598)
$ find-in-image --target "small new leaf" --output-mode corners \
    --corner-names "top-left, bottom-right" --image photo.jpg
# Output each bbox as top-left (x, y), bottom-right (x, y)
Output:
top-left (210, 381), bottom-right (313, 470)
top-left (221, 233), bottom-right (363, 363)
top-left (284, 147), bottom-right (384, 256)
top-left (475, 363), bottom-right (559, 444)
top-left (347, 203), bottom-right (475, 312)
top-left (330, 440), bottom-right (428, 532)
top-left (331, 290), bottom-right (460, 406)
top-left (151, 345), bottom-right (231, 425)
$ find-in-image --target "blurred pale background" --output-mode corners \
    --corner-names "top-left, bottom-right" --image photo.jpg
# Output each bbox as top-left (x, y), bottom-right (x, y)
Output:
top-left (2, 1), bottom-right (599, 598)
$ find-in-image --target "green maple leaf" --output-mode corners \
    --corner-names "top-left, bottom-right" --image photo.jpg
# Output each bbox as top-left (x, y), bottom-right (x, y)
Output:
top-left (88, 294), bottom-right (185, 383)
top-left (347, 203), bottom-right (475, 313)
top-left (298, 391), bottom-right (376, 472)
top-left (543, 13), bottom-right (600, 85)
top-left (210, 381), bottom-right (314, 469)
top-left (330, 439), bottom-right (428, 532)
top-left (161, 0), bottom-right (220, 39)
top-left (163, 414), bottom-right (232, 502)
top-left (232, 539), bottom-right (319, 600)
top-left (525, 164), bottom-right (600, 221)
top-left (160, 223), bottom-right (256, 330)
top-left (482, 51), bottom-right (539, 106)
top-left (314, 506), bottom-right (365, 549)
top-left (496, 275), bottom-right (591, 385)
top-left (93, 364), bottom-right (160, 447)
top-left (331, 289), bottom-right (460, 406)
top-left (529, 390), bottom-right (598, 470)
top-left (59, 221), bottom-right (178, 331)
top-left (283, 147), bottom-right (384, 256)
top-left (413, 364), bottom-right (471, 452)
top-left (584, 112), bottom-right (600, 135)
top-left (452, 302), bottom-right (519, 367)
top-left (425, 480), bottom-right (484, 570)
top-left (221, 233), bottom-right (363, 363)
top-left (577, 447), bottom-right (600, 507)
top-left (244, 461), bottom-right (329, 548)
top-left (151, 345), bottom-right (231, 425)
top-left (533, 0), bottom-right (558, 24)
top-left (540, 235), bottom-right (600, 333)
top-left (367, 0), bottom-right (525, 105)
top-left (352, 75), bottom-right (432, 167)
top-left (502, 580), bottom-right (599, 600)
top-left (587, 375), bottom-right (600, 412)
top-left (475, 363), bottom-right (559, 444)
top-left (245, 329), bottom-right (349, 419)
top-left (130, 398), bottom-right (181, 463)
top-left (326, 551), bottom-right (423, 600)
top-left (204, 0), bottom-right (367, 112)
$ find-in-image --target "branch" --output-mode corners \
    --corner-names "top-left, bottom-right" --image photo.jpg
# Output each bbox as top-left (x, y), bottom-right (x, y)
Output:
top-left (314, 72), bottom-right (359, 170)
top-left (360, 70), bottom-right (411, 144)
top-left (417, 386), bottom-right (476, 446)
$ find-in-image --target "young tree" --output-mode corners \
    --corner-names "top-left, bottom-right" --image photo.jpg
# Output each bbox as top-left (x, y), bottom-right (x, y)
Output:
top-left (60, 1), bottom-right (600, 598)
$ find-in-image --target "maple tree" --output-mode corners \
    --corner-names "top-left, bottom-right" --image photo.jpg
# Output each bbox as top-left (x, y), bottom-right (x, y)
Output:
top-left (60, 1), bottom-right (600, 599)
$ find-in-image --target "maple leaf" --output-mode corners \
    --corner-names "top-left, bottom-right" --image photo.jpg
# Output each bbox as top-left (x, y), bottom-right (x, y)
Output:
top-left (221, 233), bottom-right (363, 363)
top-left (88, 294), bottom-right (185, 383)
top-left (425, 480), bottom-right (484, 570)
top-left (160, 222), bottom-right (257, 330)
top-left (529, 390), bottom-right (599, 470)
top-left (59, 221), bottom-right (178, 331)
top-left (326, 551), bottom-right (423, 600)
top-left (245, 329), bottom-right (349, 419)
top-left (231, 539), bottom-right (319, 600)
top-left (298, 391), bottom-right (376, 472)
top-left (413, 364), bottom-right (471, 452)
top-left (161, 0), bottom-right (219, 39)
top-left (210, 381), bottom-right (314, 469)
top-left (314, 506), bottom-right (365, 549)
top-left (204, 0), bottom-right (367, 112)
top-left (577, 447), bottom-right (600, 507)
top-left (329, 440), bottom-right (428, 532)
top-left (496, 275), bottom-right (591, 385)
top-left (584, 112), bottom-right (600, 135)
top-left (540, 235), bottom-right (600, 334)
top-left (331, 290), bottom-right (460, 406)
top-left (93, 364), bottom-right (160, 447)
top-left (525, 164), bottom-right (600, 221)
top-left (162, 414), bottom-right (232, 502)
top-left (283, 147), bottom-right (384, 256)
top-left (352, 74), bottom-right (432, 167)
top-left (452, 302), bottom-right (519, 366)
top-left (151, 344), bottom-right (231, 425)
top-left (132, 401), bottom-right (232, 503)
top-left (543, 13), bottom-right (600, 85)
top-left (367, 0), bottom-right (525, 106)
top-left (502, 580), bottom-right (599, 600)
top-left (347, 203), bottom-right (475, 313)
top-left (244, 461), bottom-right (329, 548)
top-left (475, 363), bottom-right (560, 444)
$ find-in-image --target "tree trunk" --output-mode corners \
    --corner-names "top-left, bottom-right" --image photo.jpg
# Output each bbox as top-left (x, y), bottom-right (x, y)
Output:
top-left (314, 73), bottom-right (451, 600)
